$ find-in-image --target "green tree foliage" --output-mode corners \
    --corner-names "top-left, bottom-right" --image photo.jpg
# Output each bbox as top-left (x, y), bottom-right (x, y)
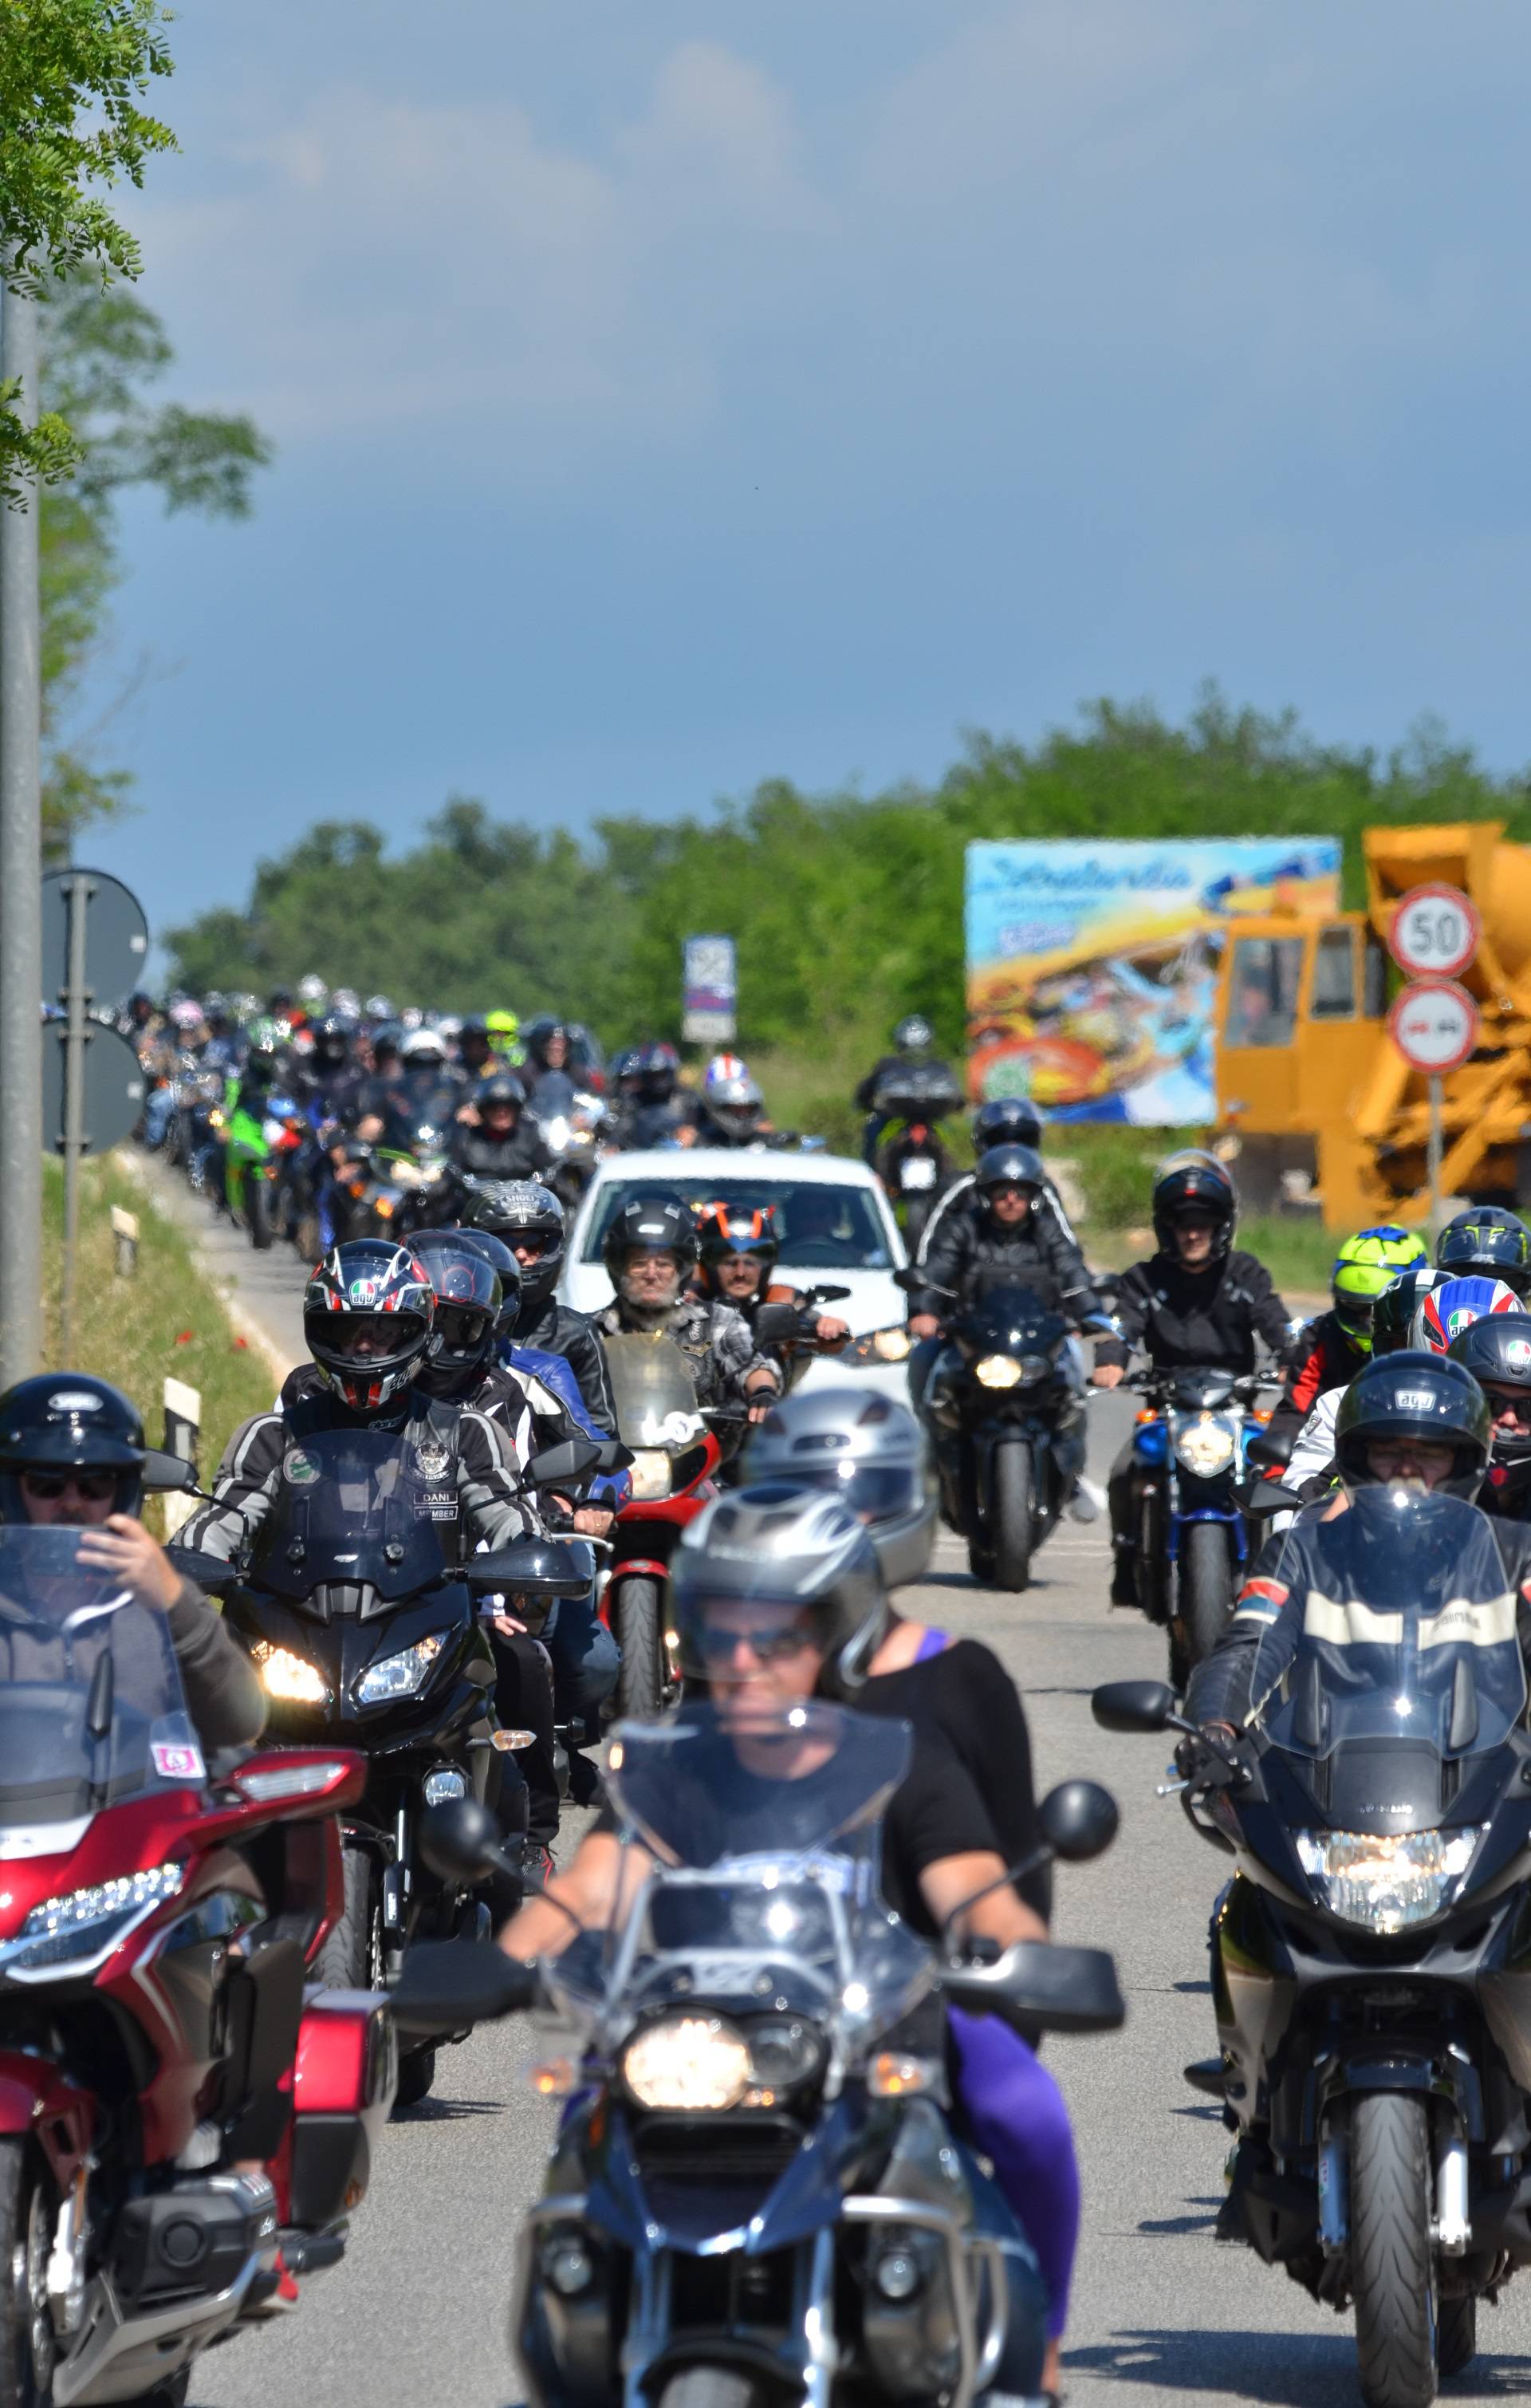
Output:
top-left (165, 692), bottom-right (1531, 1051)
top-left (1, 0), bottom-right (177, 496)
top-left (39, 275), bottom-right (271, 853)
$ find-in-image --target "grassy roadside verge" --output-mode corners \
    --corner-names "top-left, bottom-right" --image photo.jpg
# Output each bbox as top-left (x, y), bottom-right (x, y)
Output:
top-left (41, 1154), bottom-right (273, 1480)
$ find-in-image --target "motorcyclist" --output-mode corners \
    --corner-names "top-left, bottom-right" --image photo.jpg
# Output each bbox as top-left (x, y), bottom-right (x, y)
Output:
top-left (910, 1142), bottom-right (1112, 1344)
top-left (295, 1011), bottom-right (364, 1130)
top-left (461, 1180), bottom-right (619, 1436)
top-left (690, 1054), bottom-right (774, 1149)
top-left (456, 1014), bottom-right (497, 1084)
top-left (614, 1042), bottom-right (691, 1148)
top-left (521, 1018), bottom-right (581, 1115)
top-left (1277, 1265), bottom-right (1451, 1500)
top-left (741, 1389), bottom-right (938, 1588)
top-left (855, 1013), bottom-right (947, 1163)
top-left (1448, 1311), bottom-right (1531, 1523)
top-left (0, 1374), bottom-right (264, 1753)
top-left (451, 1074), bottom-right (554, 1181)
top-left (691, 1201), bottom-right (850, 1360)
top-left (1099, 1153), bottom-right (1292, 1603)
top-left (594, 1192), bottom-right (782, 1421)
top-left (915, 1096), bottom-right (1081, 1266)
top-left (394, 1025), bottom-right (464, 1126)
top-left (1265, 1225), bottom-right (1428, 1460)
top-left (1436, 1205), bottom-right (1531, 1295)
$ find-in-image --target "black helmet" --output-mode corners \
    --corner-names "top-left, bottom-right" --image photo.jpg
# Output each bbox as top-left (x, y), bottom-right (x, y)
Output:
top-left (601, 1191), bottom-right (699, 1289)
top-left (0, 1375), bottom-right (170, 1522)
top-left (462, 1178), bottom-right (566, 1314)
top-left (1447, 1310), bottom-right (1531, 1507)
top-left (303, 1240), bottom-right (435, 1412)
top-left (1436, 1207), bottom-right (1531, 1298)
top-left (524, 1015), bottom-right (569, 1067)
top-left (973, 1096), bottom-right (1041, 1151)
top-left (672, 1483), bottom-right (888, 1699)
top-left (1151, 1152), bottom-right (1237, 1259)
top-left (974, 1143), bottom-right (1045, 1210)
top-left (309, 1013), bottom-right (353, 1072)
top-left (447, 1226), bottom-right (522, 1341)
top-left (1372, 1266), bottom-right (1450, 1356)
top-left (474, 1071), bottom-right (526, 1113)
top-left (695, 1200), bottom-right (779, 1281)
top-left (409, 1234), bottom-right (503, 1386)
top-left (892, 1015), bottom-right (933, 1055)
top-left (1332, 1350), bottom-right (1491, 1500)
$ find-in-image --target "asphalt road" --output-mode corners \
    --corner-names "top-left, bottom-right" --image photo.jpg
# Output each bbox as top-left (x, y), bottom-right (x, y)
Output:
top-left (174, 1386), bottom-right (1531, 2408)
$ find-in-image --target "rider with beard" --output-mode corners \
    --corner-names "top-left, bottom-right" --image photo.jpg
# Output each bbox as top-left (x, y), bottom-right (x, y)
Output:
top-left (594, 1192), bottom-right (781, 1422)
top-left (1446, 1312), bottom-right (1531, 1525)
top-left (462, 1180), bottom-right (619, 1437)
top-left (451, 1074), bottom-right (554, 1181)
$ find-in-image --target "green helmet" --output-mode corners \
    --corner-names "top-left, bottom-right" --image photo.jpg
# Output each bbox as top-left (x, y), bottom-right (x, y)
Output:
top-left (245, 1015), bottom-right (284, 1064)
top-left (1332, 1225), bottom-right (1431, 1349)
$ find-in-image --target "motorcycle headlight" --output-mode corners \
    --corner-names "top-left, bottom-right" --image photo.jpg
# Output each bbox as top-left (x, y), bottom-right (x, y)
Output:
top-left (872, 1328), bottom-right (912, 1362)
top-left (250, 1641), bottom-right (329, 1706)
top-left (2, 1862), bottom-right (187, 1980)
top-left (627, 1448), bottom-right (674, 1502)
top-left (355, 1632), bottom-right (446, 1707)
top-left (1174, 1413), bottom-right (1238, 1477)
top-left (975, 1354), bottom-right (1022, 1389)
top-left (261, 1117), bottom-right (285, 1144)
top-left (1294, 1827), bottom-right (1485, 1931)
top-left (620, 2016), bottom-right (750, 2111)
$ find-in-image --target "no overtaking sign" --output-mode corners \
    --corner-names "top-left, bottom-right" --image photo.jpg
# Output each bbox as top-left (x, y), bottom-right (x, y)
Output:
top-left (1387, 979), bottom-right (1480, 1075)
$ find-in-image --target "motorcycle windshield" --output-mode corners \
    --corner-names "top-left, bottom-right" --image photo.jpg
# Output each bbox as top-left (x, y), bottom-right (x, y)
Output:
top-left (0, 1530), bottom-right (204, 1819)
top-left (960, 1282), bottom-right (1069, 1352)
top-left (1251, 1490), bottom-right (1527, 1765)
top-left (246, 1426), bottom-right (455, 1602)
top-left (549, 1702), bottom-right (930, 2040)
top-left (602, 1334), bottom-right (706, 1450)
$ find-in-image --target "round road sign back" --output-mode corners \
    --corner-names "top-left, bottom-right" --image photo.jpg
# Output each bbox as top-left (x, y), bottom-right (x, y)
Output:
top-left (1388, 883), bottom-right (1480, 981)
top-left (41, 1024), bottom-right (146, 1157)
top-left (1388, 979), bottom-right (1481, 1074)
top-left (40, 867), bottom-right (150, 1011)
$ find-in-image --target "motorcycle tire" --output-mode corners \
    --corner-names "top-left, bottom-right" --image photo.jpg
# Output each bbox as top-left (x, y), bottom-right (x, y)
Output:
top-left (659, 2371), bottom-right (759, 2408)
top-left (615, 1576), bottom-right (665, 1722)
top-left (0, 2137), bottom-right (58, 2403)
top-left (1351, 2091), bottom-right (1438, 2408)
top-left (1435, 2295), bottom-right (1475, 2379)
top-left (246, 1176), bottom-right (273, 1251)
top-left (317, 1843), bottom-right (382, 1991)
top-left (293, 1209), bottom-right (323, 1266)
top-left (991, 1440), bottom-right (1035, 1593)
top-left (902, 1196), bottom-right (931, 1251)
top-left (1180, 1521), bottom-right (1235, 1670)
top-left (392, 2047), bottom-right (437, 2115)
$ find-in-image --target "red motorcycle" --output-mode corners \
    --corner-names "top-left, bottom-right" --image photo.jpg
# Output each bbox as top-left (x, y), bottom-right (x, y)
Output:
top-left (0, 1527), bottom-right (395, 2408)
top-left (600, 1334), bottom-right (736, 1720)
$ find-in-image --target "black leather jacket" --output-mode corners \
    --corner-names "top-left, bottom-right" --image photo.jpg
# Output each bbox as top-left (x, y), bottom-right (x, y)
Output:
top-left (1096, 1248), bottom-right (1291, 1374)
top-left (915, 1203), bottom-right (1104, 1325)
top-left (513, 1298), bottom-right (619, 1436)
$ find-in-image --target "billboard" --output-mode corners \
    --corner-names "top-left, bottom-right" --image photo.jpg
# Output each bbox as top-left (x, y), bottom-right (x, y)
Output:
top-left (966, 838), bottom-right (1341, 1124)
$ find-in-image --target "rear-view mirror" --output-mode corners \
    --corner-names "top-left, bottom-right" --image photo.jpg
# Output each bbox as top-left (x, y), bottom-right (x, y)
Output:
top-left (943, 1940), bottom-right (1125, 2036)
top-left (464, 1539), bottom-right (593, 1598)
top-left (166, 1544), bottom-right (240, 1594)
top-left (752, 1303), bottom-right (800, 1347)
top-left (418, 1795), bottom-right (504, 1884)
top-left (1038, 1779), bottom-right (1119, 1864)
top-left (524, 1440), bottom-right (601, 1491)
top-left (1092, 1678), bottom-right (1176, 1735)
top-left (141, 1450), bottom-right (198, 1492)
top-left (390, 1939), bottom-right (537, 2036)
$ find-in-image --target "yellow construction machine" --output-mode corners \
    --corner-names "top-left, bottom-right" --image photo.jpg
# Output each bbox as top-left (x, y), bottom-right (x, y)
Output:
top-left (1214, 822), bottom-right (1531, 1229)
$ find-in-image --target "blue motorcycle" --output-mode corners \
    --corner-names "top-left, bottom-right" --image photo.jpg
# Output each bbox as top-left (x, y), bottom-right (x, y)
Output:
top-left (1123, 1366), bottom-right (1277, 1685)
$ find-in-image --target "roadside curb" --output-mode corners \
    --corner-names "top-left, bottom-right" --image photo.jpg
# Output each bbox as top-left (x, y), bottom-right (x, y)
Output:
top-left (114, 1149), bottom-right (301, 1385)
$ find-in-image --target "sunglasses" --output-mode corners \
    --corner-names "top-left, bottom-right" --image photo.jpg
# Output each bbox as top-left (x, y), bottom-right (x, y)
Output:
top-left (21, 1471), bottom-right (117, 1503)
top-left (1487, 1389), bottom-right (1531, 1426)
top-left (695, 1619), bottom-right (816, 1665)
top-left (510, 1232), bottom-right (559, 1261)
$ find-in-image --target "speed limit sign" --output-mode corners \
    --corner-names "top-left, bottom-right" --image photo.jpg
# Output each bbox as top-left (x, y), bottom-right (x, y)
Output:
top-left (1388, 979), bottom-right (1481, 1074)
top-left (1388, 883), bottom-right (1480, 980)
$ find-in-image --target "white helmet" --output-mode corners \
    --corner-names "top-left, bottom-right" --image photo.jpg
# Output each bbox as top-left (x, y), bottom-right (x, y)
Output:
top-left (741, 1389), bottom-right (936, 1590)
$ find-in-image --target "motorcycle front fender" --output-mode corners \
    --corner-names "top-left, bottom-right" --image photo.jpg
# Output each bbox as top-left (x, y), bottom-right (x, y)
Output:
top-left (0, 2055), bottom-right (93, 2184)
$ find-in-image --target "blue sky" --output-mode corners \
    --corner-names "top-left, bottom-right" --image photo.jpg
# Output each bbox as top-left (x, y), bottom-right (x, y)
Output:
top-left (75, 0), bottom-right (1531, 947)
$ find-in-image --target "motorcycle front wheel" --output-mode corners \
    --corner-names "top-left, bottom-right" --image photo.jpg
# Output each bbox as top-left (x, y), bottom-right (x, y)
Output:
top-left (246, 1173), bottom-right (273, 1251)
top-left (1179, 1520), bottom-right (1235, 1669)
top-left (317, 1842), bottom-right (384, 1991)
top-left (990, 1440), bottom-right (1035, 1592)
top-left (1351, 2091), bottom-right (1437, 2408)
top-left (614, 1576), bottom-right (665, 1720)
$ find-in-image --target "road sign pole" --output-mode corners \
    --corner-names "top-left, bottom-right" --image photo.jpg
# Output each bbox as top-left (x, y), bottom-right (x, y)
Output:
top-left (1427, 1074), bottom-right (1445, 1240)
top-left (0, 271), bottom-right (44, 1390)
top-left (57, 872), bottom-right (93, 1360)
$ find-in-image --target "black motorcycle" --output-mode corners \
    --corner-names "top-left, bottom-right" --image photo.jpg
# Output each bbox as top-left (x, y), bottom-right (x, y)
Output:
top-left (174, 1432), bottom-right (597, 2107)
top-left (908, 1269), bottom-right (1100, 1590)
top-left (1093, 1489), bottom-right (1531, 2408)
top-left (1120, 1366), bottom-right (1277, 1685)
top-left (872, 1062), bottom-right (965, 1247)
top-left (396, 1704), bottom-right (1125, 2408)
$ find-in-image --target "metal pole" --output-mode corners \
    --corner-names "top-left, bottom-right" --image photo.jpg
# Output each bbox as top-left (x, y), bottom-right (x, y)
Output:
top-left (1427, 1073), bottom-right (1445, 1239)
top-left (58, 871), bottom-right (92, 1358)
top-left (0, 271), bottom-right (44, 1388)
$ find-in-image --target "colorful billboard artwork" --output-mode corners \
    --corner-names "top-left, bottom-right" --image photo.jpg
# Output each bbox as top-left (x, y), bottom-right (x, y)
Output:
top-left (965, 839), bottom-right (1342, 1125)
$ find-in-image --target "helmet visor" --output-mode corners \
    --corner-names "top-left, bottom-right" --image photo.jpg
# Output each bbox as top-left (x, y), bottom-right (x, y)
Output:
top-left (432, 1303), bottom-right (492, 1358)
top-left (306, 1307), bottom-right (429, 1366)
top-left (777, 1464), bottom-right (923, 1526)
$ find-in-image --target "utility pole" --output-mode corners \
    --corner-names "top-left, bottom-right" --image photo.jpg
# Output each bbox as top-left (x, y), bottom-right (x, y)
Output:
top-left (0, 271), bottom-right (45, 1388)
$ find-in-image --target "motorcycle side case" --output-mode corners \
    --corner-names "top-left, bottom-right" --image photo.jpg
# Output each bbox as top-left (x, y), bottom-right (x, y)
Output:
top-left (289, 1988), bottom-right (398, 2229)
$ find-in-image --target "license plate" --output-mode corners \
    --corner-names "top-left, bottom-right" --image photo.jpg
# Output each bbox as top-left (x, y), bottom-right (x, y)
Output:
top-left (900, 1158), bottom-right (937, 1190)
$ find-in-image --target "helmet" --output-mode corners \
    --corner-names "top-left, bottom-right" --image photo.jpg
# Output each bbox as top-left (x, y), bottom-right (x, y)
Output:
top-left (1331, 1226), bottom-right (1431, 1349)
top-left (974, 1143), bottom-right (1045, 1209)
top-left (1447, 1310), bottom-right (1531, 1507)
top-left (973, 1097), bottom-right (1042, 1151)
top-left (1332, 1350), bottom-right (1491, 1500)
top-left (1372, 1267), bottom-right (1450, 1355)
top-left (1437, 1208), bottom-right (1531, 1297)
top-left (524, 1016), bottom-right (569, 1066)
top-left (636, 1041), bottom-right (680, 1102)
top-left (672, 1484), bottom-right (888, 1698)
top-left (309, 1013), bottom-right (352, 1070)
top-left (703, 1055), bottom-right (763, 1122)
top-left (447, 1227), bottom-right (522, 1340)
top-left (893, 1015), bottom-right (934, 1054)
top-left (0, 1375), bottom-right (160, 1522)
top-left (363, 994), bottom-right (395, 1024)
top-left (297, 975), bottom-right (329, 1011)
top-left (601, 1192), bottom-right (698, 1288)
top-left (303, 1240), bottom-right (435, 1411)
top-left (696, 1201), bottom-right (780, 1288)
top-left (245, 1015), bottom-right (284, 1066)
top-left (1151, 1153), bottom-right (1237, 1258)
top-left (409, 1234), bottom-right (503, 1385)
top-left (485, 1009), bottom-right (520, 1041)
top-left (1410, 1275), bottom-right (1518, 1355)
top-left (740, 1393), bottom-right (936, 1589)
top-left (474, 1071), bottom-right (526, 1113)
top-left (462, 1179), bottom-right (566, 1314)
top-left (399, 1027), bottom-right (447, 1066)
top-left (331, 987), bottom-right (360, 1021)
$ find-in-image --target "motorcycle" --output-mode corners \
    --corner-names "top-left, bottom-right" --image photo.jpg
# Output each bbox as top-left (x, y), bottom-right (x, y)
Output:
top-left (601, 1334), bottom-right (734, 1722)
top-left (533, 1092), bottom-right (612, 1211)
top-left (906, 1269), bottom-right (1102, 1591)
top-left (1120, 1366), bottom-right (1277, 1685)
top-left (395, 1708), bottom-right (1125, 2408)
top-left (223, 1090), bottom-right (307, 1253)
top-left (374, 1119), bottom-right (466, 1236)
top-left (0, 1525), bottom-right (396, 2406)
top-left (872, 1063), bottom-right (965, 1247)
top-left (176, 1433), bottom-right (597, 2108)
top-left (1093, 1488), bottom-right (1531, 2408)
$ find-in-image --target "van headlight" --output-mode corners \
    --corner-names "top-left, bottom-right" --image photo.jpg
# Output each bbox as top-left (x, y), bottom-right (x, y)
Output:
top-left (1174, 1413), bottom-right (1237, 1477)
top-left (974, 1355), bottom-right (1022, 1389)
top-left (355, 1633), bottom-right (445, 1707)
top-left (627, 1449), bottom-right (673, 1501)
top-left (621, 2016), bottom-right (750, 2110)
top-left (1295, 1828), bottom-right (1484, 1931)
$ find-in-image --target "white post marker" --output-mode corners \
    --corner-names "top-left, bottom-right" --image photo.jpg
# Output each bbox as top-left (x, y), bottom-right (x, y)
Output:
top-left (161, 1377), bottom-right (202, 1540)
top-left (1387, 979), bottom-right (1481, 1237)
top-left (1387, 883), bottom-right (1481, 983)
top-left (110, 1204), bottom-right (138, 1279)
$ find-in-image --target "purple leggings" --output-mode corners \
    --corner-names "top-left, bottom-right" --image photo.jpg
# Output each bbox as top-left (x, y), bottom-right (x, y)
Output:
top-left (947, 2007), bottom-right (1081, 2340)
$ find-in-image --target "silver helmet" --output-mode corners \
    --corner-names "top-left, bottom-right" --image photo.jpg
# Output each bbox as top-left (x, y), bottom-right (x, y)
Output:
top-left (672, 1484), bottom-right (888, 1699)
top-left (740, 1389), bottom-right (936, 1590)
